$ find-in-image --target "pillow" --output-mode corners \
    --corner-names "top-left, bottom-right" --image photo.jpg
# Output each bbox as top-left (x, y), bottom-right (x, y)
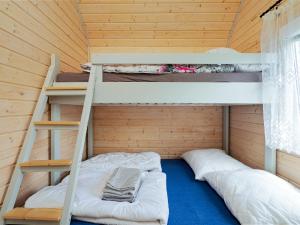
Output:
top-left (205, 169), bottom-right (300, 225)
top-left (181, 149), bottom-right (249, 180)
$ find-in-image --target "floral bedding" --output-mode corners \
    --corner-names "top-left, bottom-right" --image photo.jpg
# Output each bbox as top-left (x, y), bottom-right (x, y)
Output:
top-left (80, 63), bottom-right (262, 74)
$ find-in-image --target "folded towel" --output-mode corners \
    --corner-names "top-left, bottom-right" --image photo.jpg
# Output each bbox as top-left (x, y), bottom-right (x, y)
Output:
top-left (107, 167), bottom-right (142, 191)
top-left (103, 187), bottom-right (135, 197)
top-left (102, 196), bottom-right (136, 203)
top-left (102, 167), bottom-right (142, 203)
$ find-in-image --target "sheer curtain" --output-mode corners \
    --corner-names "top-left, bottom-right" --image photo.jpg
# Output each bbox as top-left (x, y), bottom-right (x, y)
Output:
top-left (261, 0), bottom-right (300, 157)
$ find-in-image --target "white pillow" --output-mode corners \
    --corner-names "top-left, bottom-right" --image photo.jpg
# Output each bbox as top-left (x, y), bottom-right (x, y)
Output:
top-left (205, 169), bottom-right (300, 225)
top-left (181, 149), bottom-right (249, 180)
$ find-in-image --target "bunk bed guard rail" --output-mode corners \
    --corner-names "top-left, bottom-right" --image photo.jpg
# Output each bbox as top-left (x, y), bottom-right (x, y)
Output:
top-left (88, 53), bottom-right (262, 105)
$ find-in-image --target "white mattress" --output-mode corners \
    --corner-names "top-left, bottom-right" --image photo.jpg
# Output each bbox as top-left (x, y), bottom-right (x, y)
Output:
top-left (80, 151), bottom-right (162, 172)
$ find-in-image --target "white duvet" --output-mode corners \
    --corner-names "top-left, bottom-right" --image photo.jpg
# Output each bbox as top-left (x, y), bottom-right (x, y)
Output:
top-left (80, 151), bottom-right (162, 172)
top-left (205, 169), bottom-right (300, 225)
top-left (25, 152), bottom-right (169, 225)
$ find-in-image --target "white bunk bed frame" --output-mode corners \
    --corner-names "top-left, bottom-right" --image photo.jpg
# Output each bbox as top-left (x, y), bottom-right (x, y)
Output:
top-left (49, 52), bottom-right (275, 176)
top-left (51, 52), bottom-right (262, 105)
top-left (92, 53), bottom-right (262, 104)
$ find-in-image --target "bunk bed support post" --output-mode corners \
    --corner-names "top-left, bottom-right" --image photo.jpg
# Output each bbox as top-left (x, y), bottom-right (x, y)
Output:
top-left (51, 103), bottom-right (61, 185)
top-left (223, 106), bottom-right (230, 154)
top-left (265, 146), bottom-right (277, 174)
top-left (87, 108), bottom-right (94, 158)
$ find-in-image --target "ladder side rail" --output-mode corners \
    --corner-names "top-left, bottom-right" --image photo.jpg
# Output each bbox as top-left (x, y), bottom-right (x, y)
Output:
top-left (60, 65), bottom-right (100, 225)
top-left (0, 55), bottom-right (60, 223)
top-left (51, 103), bottom-right (61, 185)
top-left (87, 108), bottom-right (94, 159)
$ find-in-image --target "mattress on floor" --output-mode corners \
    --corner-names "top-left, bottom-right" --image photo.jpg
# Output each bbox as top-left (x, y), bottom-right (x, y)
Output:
top-left (71, 159), bottom-right (239, 225)
top-left (25, 152), bottom-right (168, 225)
top-left (56, 72), bottom-right (262, 82)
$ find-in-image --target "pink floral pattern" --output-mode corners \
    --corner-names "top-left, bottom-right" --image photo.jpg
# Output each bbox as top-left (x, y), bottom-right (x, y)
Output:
top-left (80, 63), bottom-right (261, 74)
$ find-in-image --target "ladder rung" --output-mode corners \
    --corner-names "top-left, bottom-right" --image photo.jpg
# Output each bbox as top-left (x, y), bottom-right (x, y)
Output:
top-left (19, 160), bottom-right (72, 172)
top-left (45, 86), bottom-right (87, 96)
top-left (34, 121), bottom-right (80, 126)
top-left (4, 208), bottom-right (62, 222)
top-left (20, 160), bottom-right (72, 167)
top-left (34, 121), bottom-right (80, 130)
top-left (46, 86), bottom-right (87, 91)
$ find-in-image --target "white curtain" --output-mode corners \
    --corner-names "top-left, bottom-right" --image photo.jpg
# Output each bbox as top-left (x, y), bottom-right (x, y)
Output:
top-left (261, 0), bottom-right (300, 156)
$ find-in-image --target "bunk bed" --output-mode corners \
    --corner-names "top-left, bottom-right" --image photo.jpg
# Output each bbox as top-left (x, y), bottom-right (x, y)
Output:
top-left (49, 52), bottom-right (263, 105)
top-left (49, 51), bottom-right (264, 161)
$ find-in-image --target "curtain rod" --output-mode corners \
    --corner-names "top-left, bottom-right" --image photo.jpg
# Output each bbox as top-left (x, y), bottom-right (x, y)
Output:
top-left (260, 0), bottom-right (283, 18)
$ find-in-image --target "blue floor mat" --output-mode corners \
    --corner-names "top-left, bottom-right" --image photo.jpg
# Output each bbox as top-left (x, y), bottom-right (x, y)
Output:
top-left (71, 159), bottom-right (239, 225)
top-left (162, 159), bottom-right (239, 225)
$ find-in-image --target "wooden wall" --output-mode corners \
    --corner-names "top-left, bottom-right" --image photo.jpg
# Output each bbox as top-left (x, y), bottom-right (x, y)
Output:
top-left (0, 0), bottom-right (88, 205)
top-left (93, 106), bottom-right (223, 158)
top-left (229, 0), bottom-right (278, 52)
top-left (230, 105), bottom-right (300, 186)
top-left (230, 105), bottom-right (265, 169)
top-left (78, 0), bottom-right (241, 54)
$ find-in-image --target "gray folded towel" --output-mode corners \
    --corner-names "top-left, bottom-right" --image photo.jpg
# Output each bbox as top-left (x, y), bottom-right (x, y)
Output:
top-left (102, 196), bottom-right (136, 203)
top-left (107, 167), bottom-right (142, 190)
top-left (102, 167), bottom-right (142, 203)
top-left (103, 188), bottom-right (135, 197)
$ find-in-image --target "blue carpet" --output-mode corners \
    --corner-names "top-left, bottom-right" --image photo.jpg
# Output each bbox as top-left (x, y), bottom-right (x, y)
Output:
top-left (71, 159), bottom-right (239, 225)
top-left (162, 159), bottom-right (239, 225)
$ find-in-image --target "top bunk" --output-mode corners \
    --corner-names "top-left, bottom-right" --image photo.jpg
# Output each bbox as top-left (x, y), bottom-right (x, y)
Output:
top-left (50, 50), bottom-right (263, 105)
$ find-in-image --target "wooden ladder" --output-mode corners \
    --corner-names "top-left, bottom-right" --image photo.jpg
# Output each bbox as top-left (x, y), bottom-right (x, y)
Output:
top-left (0, 54), bottom-right (97, 225)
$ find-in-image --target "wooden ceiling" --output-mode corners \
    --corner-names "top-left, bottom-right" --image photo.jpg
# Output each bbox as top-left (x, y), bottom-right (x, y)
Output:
top-left (230, 0), bottom-right (278, 52)
top-left (77, 0), bottom-right (278, 53)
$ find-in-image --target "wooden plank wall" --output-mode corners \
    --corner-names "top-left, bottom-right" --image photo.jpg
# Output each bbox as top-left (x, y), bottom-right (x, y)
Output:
top-left (230, 105), bottom-right (265, 169)
top-left (78, 0), bottom-right (241, 54)
top-left (0, 0), bottom-right (88, 205)
top-left (229, 0), bottom-right (278, 52)
top-left (93, 106), bottom-right (223, 158)
top-left (230, 105), bottom-right (300, 186)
